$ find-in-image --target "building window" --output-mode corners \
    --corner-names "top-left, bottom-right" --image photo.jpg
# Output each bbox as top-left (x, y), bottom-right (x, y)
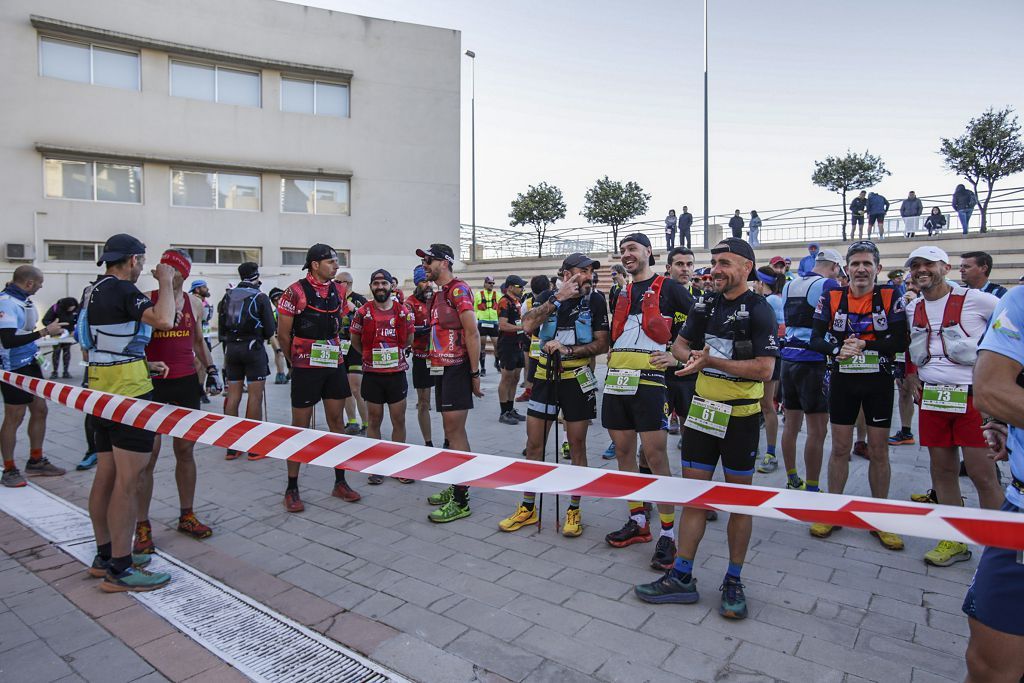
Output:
top-left (281, 77), bottom-right (349, 117)
top-left (46, 241), bottom-right (104, 262)
top-left (39, 36), bottom-right (140, 90)
top-left (171, 170), bottom-right (261, 210)
top-left (280, 177), bottom-right (349, 215)
top-left (282, 248), bottom-right (349, 267)
top-left (171, 246), bottom-right (261, 266)
top-left (170, 60), bottom-right (260, 107)
top-left (44, 158), bottom-right (142, 203)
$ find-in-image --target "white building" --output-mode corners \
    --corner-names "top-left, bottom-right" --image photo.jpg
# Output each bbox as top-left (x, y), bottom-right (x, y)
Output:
top-left (0, 0), bottom-right (460, 308)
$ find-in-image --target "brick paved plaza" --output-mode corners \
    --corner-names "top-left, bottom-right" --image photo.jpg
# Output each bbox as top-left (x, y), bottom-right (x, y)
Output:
top-left (0, 362), bottom-right (989, 682)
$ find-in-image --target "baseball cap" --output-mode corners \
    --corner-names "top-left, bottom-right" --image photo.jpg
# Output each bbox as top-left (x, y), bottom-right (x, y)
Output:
top-left (905, 246), bottom-right (950, 267)
top-left (769, 256), bottom-right (786, 266)
top-left (504, 275), bottom-right (527, 288)
top-left (97, 233), bottom-right (146, 266)
top-left (484, 276), bottom-right (495, 284)
top-left (561, 252), bottom-right (600, 271)
top-left (160, 248), bottom-right (192, 279)
top-left (189, 279), bottom-right (207, 292)
top-left (711, 238), bottom-right (758, 281)
top-left (784, 257), bottom-right (792, 264)
top-left (416, 244), bottom-right (455, 264)
top-left (412, 265), bottom-right (428, 285)
top-left (619, 233), bottom-right (656, 266)
top-left (237, 261), bottom-right (259, 281)
top-left (815, 248), bottom-right (843, 265)
top-left (369, 268), bottom-right (393, 284)
top-left (303, 243), bottom-right (338, 270)
top-left (268, 287), bottom-right (284, 300)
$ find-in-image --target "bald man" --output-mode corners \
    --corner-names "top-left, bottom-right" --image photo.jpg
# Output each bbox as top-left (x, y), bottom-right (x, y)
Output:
top-left (1, 266), bottom-right (67, 487)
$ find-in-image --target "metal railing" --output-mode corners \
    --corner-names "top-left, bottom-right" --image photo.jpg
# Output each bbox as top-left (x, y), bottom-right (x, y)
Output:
top-left (460, 185), bottom-right (1024, 261)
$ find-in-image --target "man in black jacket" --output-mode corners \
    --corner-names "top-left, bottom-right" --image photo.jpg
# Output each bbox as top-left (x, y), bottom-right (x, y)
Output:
top-left (728, 210), bottom-right (744, 239)
top-left (678, 206), bottom-right (693, 249)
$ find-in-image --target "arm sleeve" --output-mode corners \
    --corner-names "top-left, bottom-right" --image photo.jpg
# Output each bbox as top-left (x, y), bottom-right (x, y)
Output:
top-left (259, 294), bottom-right (277, 339)
top-left (808, 317), bottom-right (835, 356)
top-left (0, 328), bottom-right (41, 348)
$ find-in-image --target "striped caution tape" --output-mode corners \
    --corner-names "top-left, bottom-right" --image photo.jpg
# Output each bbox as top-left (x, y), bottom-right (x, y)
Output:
top-left (3, 370), bottom-right (1023, 551)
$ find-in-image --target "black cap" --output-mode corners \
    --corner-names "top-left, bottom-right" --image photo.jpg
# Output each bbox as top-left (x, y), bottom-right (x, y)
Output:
top-left (369, 268), bottom-right (394, 284)
top-left (268, 287), bottom-right (284, 300)
top-left (561, 252), bottom-right (600, 271)
top-left (97, 233), bottom-right (146, 266)
top-left (303, 243), bottom-right (338, 270)
top-left (504, 275), bottom-right (527, 288)
top-left (416, 243), bottom-right (456, 264)
top-left (618, 233), bottom-right (656, 266)
top-left (710, 238), bottom-right (758, 281)
top-left (238, 261), bottom-right (260, 281)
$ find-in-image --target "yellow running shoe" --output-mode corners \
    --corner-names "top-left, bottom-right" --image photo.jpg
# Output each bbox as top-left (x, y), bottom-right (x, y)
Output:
top-left (562, 508), bottom-right (582, 537)
top-left (910, 489), bottom-right (938, 504)
top-left (498, 504), bottom-right (538, 532)
top-left (809, 523), bottom-right (838, 538)
top-left (871, 530), bottom-right (905, 551)
top-left (924, 540), bottom-right (971, 566)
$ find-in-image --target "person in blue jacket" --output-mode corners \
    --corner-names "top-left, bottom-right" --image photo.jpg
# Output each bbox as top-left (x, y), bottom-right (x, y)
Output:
top-left (866, 192), bottom-right (890, 240)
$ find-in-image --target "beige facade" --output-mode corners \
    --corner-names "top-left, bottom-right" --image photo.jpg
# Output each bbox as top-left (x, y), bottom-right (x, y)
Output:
top-left (0, 0), bottom-right (460, 308)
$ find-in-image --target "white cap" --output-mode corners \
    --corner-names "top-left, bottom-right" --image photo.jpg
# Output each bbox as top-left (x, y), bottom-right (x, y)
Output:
top-left (905, 246), bottom-right (949, 267)
top-left (815, 248), bottom-right (843, 265)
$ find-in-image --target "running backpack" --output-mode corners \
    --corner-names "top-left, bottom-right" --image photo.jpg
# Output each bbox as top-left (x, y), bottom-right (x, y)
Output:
top-left (220, 287), bottom-right (264, 339)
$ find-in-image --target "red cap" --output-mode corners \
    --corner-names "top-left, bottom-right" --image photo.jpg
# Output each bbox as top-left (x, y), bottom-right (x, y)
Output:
top-left (160, 249), bottom-right (192, 279)
top-left (769, 256), bottom-right (785, 266)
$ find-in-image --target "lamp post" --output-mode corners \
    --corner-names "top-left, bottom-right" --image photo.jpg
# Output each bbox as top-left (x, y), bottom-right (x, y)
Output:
top-left (465, 49), bottom-right (476, 262)
top-left (703, 0), bottom-right (709, 248)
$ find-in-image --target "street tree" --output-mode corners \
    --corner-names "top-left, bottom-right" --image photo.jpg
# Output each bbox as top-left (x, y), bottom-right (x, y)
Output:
top-left (581, 176), bottom-right (651, 249)
top-left (509, 182), bottom-right (567, 257)
top-left (811, 151), bottom-right (890, 240)
top-left (940, 107), bottom-right (1024, 233)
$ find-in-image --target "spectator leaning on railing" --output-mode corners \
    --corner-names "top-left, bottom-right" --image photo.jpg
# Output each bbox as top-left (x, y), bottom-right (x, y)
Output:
top-left (952, 183), bottom-right (977, 234)
top-left (900, 191), bottom-right (923, 238)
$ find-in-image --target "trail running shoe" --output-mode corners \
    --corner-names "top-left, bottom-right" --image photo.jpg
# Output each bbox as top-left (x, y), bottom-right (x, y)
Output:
top-left (394, 477), bottom-right (414, 484)
top-left (133, 521), bottom-right (155, 554)
top-left (810, 523), bottom-right (838, 538)
top-left (343, 422), bottom-right (361, 435)
top-left (25, 458), bottom-right (65, 477)
top-left (871, 530), bottom-right (904, 551)
top-left (429, 498), bottom-right (471, 523)
top-left (515, 387), bottom-right (532, 402)
top-left (2, 468), bottom-right (27, 488)
top-left (499, 412), bottom-right (520, 425)
top-left (560, 442), bottom-right (571, 460)
top-left (888, 429), bottom-right (915, 446)
top-left (100, 566), bottom-right (171, 593)
top-left (705, 510), bottom-right (718, 522)
top-left (910, 489), bottom-right (939, 504)
top-left (247, 451), bottom-right (265, 461)
top-left (786, 478), bottom-right (806, 491)
top-left (719, 576), bottom-right (748, 619)
top-left (651, 536), bottom-right (677, 571)
top-left (756, 454), bottom-right (778, 473)
top-left (851, 441), bottom-right (868, 459)
top-left (284, 489), bottom-right (305, 512)
top-left (76, 453), bottom-right (98, 471)
top-left (668, 416), bottom-right (680, 435)
top-left (562, 508), bottom-right (582, 537)
top-left (605, 519), bottom-right (652, 548)
top-left (508, 409), bottom-right (526, 422)
top-left (88, 553), bottom-right (152, 578)
top-left (498, 504), bottom-right (538, 532)
top-left (367, 474), bottom-right (385, 485)
top-left (635, 571), bottom-right (699, 604)
top-left (332, 481), bottom-right (361, 502)
top-left (275, 372), bottom-right (287, 385)
top-left (177, 512), bottom-right (213, 539)
top-left (428, 485), bottom-right (453, 506)
top-left (924, 540), bottom-right (972, 567)
top-left (602, 443), bottom-right (616, 459)
top-left (225, 449), bottom-right (241, 460)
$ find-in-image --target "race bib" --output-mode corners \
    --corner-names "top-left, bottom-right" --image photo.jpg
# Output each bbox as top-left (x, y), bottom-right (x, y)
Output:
top-left (921, 384), bottom-right (968, 414)
top-left (338, 339), bottom-right (352, 355)
top-left (310, 341), bottom-right (340, 368)
top-left (604, 368), bottom-right (640, 395)
top-left (894, 352), bottom-right (906, 363)
top-left (529, 339), bottom-right (541, 359)
top-left (372, 346), bottom-right (400, 370)
top-left (429, 361), bottom-right (444, 376)
top-left (837, 350), bottom-right (880, 374)
top-left (575, 366), bottom-right (597, 393)
top-left (480, 320), bottom-right (498, 329)
top-left (684, 396), bottom-right (732, 439)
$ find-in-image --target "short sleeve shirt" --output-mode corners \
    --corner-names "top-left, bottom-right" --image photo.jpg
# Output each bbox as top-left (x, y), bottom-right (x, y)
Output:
top-left (0, 291), bottom-right (39, 370)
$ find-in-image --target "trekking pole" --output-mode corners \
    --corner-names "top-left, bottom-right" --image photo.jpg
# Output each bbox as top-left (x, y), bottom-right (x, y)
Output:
top-left (551, 350), bottom-right (562, 531)
top-left (536, 349), bottom-right (562, 533)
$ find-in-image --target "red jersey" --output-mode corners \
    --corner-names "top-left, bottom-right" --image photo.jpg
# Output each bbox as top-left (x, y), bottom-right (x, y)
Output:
top-left (145, 290), bottom-right (197, 379)
top-left (429, 278), bottom-right (475, 366)
top-left (350, 300), bottom-right (413, 373)
top-left (278, 274), bottom-right (351, 368)
top-left (405, 291), bottom-right (433, 358)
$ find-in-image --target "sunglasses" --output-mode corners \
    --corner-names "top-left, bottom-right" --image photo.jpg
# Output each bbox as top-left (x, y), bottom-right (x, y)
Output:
top-left (421, 257), bottom-right (435, 265)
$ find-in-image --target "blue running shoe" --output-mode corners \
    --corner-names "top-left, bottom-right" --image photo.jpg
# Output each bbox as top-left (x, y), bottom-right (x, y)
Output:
top-left (719, 576), bottom-right (748, 619)
top-left (602, 443), bottom-right (616, 460)
top-left (76, 453), bottom-right (98, 471)
top-left (635, 570), bottom-right (699, 604)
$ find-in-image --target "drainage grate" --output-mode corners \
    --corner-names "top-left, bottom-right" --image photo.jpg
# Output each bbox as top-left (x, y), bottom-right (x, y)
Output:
top-left (0, 485), bottom-right (405, 683)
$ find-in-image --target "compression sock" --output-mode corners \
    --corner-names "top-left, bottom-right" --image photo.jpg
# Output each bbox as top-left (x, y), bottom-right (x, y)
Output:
top-left (628, 501), bottom-right (647, 526)
top-left (659, 512), bottom-right (675, 538)
top-left (287, 476), bottom-right (298, 491)
top-left (766, 444), bottom-right (776, 457)
top-left (28, 448), bottom-right (43, 463)
top-left (521, 492), bottom-right (536, 511)
top-left (568, 496), bottom-right (581, 510)
top-left (453, 485), bottom-right (469, 507)
top-left (500, 401), bottom-right (512, 415)
top-left (806, 480), bottom-right (820, 493)
top-left (672, 556), bottom-right (694, 579)
top-left (726, 561), bottom-right (743, 580)
top-left (334, 469), bottom-right (347, 485)
top-left (96, 542), bottom-right (112, 561)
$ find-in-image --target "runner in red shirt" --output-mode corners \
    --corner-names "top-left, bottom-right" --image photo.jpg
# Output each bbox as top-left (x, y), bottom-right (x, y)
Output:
top-left (135, 249), bottom-right (220, 554)
top-left (405, 266), bottom-right (436, 447)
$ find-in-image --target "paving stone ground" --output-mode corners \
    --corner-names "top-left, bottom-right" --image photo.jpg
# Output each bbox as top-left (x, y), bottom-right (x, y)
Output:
top-left (0, 358), bottom-right (1001, 682)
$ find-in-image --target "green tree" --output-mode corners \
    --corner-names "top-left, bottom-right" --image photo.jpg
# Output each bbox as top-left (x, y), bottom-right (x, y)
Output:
top-left (940, 107), bottom-right (1024, 233)
top-left (509, 182), bottom-right (567, 257)
top-left (580, 176), bottom-right (651, 249)
top-left (811, 151), bottom-right (890, 240)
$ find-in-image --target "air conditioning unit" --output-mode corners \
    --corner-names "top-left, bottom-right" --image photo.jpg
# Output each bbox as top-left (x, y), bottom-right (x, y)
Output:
top-left (5, 244), bottom-right (35, 261)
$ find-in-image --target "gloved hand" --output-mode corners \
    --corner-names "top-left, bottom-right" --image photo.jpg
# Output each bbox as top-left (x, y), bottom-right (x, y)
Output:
top-left (205, 365), bottom-right (223, 396)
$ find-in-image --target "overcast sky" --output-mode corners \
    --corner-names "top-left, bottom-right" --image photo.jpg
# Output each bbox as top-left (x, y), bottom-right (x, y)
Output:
top-left (293, 0), bottom-right (1024, 233)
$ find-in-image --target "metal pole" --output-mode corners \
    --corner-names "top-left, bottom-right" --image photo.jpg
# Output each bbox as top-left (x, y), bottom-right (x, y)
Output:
top-left (466, 50), bottom-right (477, 262)
top-left (703, 0), bottom-right (709, 249)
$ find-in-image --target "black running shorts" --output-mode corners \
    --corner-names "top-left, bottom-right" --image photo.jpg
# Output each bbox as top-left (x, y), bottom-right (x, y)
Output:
top-left (152, 373), bottom-right (202, 410)
top-left (528, 372), bottom-right (597, 423)
top-left (781, 360), bottom-right (829, 414)
top-left (497, 343), bottom-right (525, 371)
top-left (435, 362), bottom-right (473, 412)
top-left (344, 346), bottom-right (362, 374)
top-left (0, 361), bottom-right (43, 406)
top-left (411, 357), bottom-right (437, 390)
top-left (290, 366), bottom-right (351, 408)
top-left (828, 370), bottom-right (894, 428)
top-left (478, 321), bottom-right (499, 338)
top-left (224, 340), bottom-right (270, 382)
top-left (601, 383), bottom-right (668, 433)
top-left (666, 377), bottom-right (697, 418)
top-left (93, 392), bottom-right (157, 454)
top-left (681, 412), bottom-right (760, 477)
top-left (361, 372), bottom-right (408, 405)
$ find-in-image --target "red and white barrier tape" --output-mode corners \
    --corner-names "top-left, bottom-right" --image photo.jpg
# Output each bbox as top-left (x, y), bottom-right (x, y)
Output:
top-left (3, 370), bottom-right (1022, 551)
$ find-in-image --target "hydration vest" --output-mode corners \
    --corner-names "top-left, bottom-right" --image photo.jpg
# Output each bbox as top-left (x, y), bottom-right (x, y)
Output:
top-left (428, 278), bottom-right (470, 366)
top-left (908, 288), bottom-right (979, 367)
top-left (827, 286), bottom-right (893, 342)
top-left (357, 302), bottom-right (411, 356)
top-left (77, 276), bottom-right (152, 361)
top-left (783, 274), bottom-right (822, 330)
top-left (538, 294), bottom-right (594, 345)
top-left (684, 293), bottom-right (755, 361)
top-left (293, 279), bottom-right (342, 341)
top-left (610, 276), bottom-right (672, 345)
